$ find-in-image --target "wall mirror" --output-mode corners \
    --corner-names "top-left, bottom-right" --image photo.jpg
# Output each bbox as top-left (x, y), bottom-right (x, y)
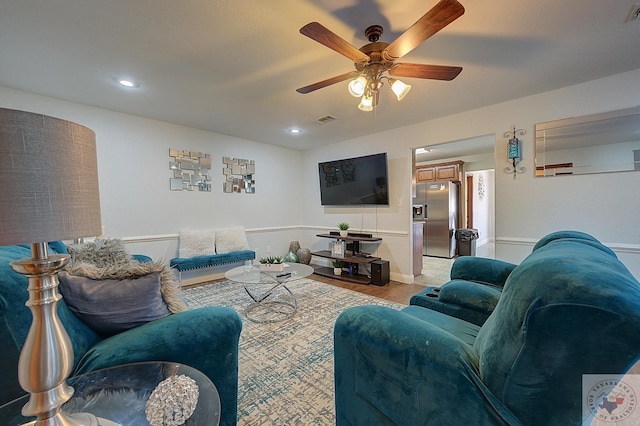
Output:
top-left (535, 106), bottom-right (640, 177)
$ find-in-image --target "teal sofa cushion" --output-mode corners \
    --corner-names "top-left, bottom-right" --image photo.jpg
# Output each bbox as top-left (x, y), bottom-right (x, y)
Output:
top-left (170, 249), bottom-right (255, 271)
top-left (402, 305), bottom-right (481, 345)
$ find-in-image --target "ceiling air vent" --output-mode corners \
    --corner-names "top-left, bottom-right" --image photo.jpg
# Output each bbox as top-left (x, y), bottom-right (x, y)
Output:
top-left (317, 115), bottom-right (336, 125)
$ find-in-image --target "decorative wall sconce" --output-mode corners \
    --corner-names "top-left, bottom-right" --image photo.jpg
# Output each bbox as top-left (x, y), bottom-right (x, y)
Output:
top-left (504, 125), bottom-right (526, 178)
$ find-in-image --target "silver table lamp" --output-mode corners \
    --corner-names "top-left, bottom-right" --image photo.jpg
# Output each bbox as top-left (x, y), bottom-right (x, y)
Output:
top-left (0, 108), bottom-right (104, 425)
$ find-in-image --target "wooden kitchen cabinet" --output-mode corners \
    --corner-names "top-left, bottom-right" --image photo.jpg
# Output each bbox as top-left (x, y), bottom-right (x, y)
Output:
top-left (416, 167), bottom-right (436, 182)
top-left (416, 160), bottom-right (464, 182)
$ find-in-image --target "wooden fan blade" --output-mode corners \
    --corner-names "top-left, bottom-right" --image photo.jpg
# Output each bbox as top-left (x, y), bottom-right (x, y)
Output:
top-left (389, 63), bottom-right (462, 81)
top-left (383, 0), bottom-right (465, 61)
top-left (300, 22), bottom-right (370, 63)
top-left (297, 71), bottom-right (361, 94)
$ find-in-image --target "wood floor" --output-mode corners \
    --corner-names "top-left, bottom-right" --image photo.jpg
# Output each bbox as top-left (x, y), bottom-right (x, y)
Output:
top-left (311, 272), bottom-right (426, 305)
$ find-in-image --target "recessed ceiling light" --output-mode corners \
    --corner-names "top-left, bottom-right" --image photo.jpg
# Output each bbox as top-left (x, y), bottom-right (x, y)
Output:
top-left (416, 148), bottom-right (431, 154)
top-left (117, 79), bottom-right (137, 88)
top-left (288, 128), bottom-right (302, 135)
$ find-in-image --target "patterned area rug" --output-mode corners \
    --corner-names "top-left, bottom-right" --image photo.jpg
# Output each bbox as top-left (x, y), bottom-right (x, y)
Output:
top-left (182, 278), bottom-right (403, 425)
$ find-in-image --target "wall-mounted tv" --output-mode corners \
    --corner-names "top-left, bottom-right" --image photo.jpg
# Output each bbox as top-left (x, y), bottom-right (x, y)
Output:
top-left (318, 153), bottom-right (389, 206)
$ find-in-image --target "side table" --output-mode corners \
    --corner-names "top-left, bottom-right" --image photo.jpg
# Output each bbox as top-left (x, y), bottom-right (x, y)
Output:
top-left (0, 362), bottom-right (220, 425)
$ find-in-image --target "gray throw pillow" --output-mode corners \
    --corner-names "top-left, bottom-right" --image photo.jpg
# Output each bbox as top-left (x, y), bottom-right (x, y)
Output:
top-left (58, 271), bottom-right (171, 336)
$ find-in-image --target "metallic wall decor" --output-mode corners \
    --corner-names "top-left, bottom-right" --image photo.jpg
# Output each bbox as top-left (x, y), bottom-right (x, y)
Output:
top-left (503, 126), bottom-right (526, 179)
top-left (169, 149), bottom-right (211, 191)
top-left (222, 157), bottom-right (255, 193)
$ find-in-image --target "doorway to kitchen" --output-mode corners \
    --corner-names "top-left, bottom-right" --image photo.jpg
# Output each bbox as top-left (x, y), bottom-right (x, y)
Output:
top-left (413, 135), bottom-right (496, 285)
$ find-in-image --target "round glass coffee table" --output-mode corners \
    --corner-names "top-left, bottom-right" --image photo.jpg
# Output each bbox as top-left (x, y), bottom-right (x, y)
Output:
top-left (225, 263), bottom-right (314, 323)
top-left (0, 362), bottom-right (220, 426)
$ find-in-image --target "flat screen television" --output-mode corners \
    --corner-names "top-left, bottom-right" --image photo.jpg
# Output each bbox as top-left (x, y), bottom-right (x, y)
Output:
top-left (318, 153), bottom-right (389, 205)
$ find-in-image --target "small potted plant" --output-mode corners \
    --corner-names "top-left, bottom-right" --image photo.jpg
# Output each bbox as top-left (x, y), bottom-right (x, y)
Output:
top-left (332, 259), bottom-right (345, 275)
top-left (259, 255), bottom-right (284, 272)
top-left (338, 222), bottom-right (350, 237)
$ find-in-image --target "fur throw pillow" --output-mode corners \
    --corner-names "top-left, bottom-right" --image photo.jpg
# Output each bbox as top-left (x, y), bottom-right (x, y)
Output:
top-left (178, 229), bottom-right (216, 258)
top-left (215, 226), bottom-right (250, 254)
top-left (65, 239), bottom-right (187, 313)
top-left (67, 238), bottom-right (131, 268)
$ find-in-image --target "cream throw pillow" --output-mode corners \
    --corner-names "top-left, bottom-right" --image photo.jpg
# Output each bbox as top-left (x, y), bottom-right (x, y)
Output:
top-left (215, 227), bottom-right (250, 254)
top-left (178, 229), bottom-right (216, 258)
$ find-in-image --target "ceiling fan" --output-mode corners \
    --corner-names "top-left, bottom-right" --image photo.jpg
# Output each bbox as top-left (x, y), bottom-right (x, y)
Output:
top-left (297, 0), bottom-right (465, 111)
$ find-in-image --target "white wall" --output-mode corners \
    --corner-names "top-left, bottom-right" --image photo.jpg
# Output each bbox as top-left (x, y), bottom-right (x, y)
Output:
top-left (469, 170), bottom-right (495, 247)
top-left (299, 141), bottom-right (413, 282)
top-left (3, 68), bottom-right (639, 282)
top-left (0, 86), bottom-right (306, 266)
top-left (301, 69), bottom-right (640, 280)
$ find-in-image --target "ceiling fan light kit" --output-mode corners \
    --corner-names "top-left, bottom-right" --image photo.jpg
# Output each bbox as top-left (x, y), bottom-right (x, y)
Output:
top-left (390, 79), bottom-right (412, 101)
top-left (358, 94), bottom-right (374, 112)
top-left (348, 76), bottom-right (367, 97)
top-left (297, 0), bottom-right (465, 111)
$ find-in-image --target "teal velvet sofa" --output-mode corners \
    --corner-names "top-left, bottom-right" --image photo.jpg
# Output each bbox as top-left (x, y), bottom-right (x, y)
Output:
top-left (334, 231), bottom-right (640, 425)
top-left (0, 243), bottom-right (242, 426)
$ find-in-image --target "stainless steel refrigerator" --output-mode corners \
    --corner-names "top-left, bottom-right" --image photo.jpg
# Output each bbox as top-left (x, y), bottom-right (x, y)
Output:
top-left (413, 181), bottom-right (458, 258)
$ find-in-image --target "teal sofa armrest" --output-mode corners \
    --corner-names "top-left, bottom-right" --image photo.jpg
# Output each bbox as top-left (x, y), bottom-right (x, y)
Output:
top-left (450, 256), bottom-right (516, 287)
top-left (408, 257), bottom-right (516, 326)
top-left (74, 306), bottom-right (242, 426)
top-left (410, 280), bottom-right (502, 326)
top-left (334, 305), bottom-right (522, 426)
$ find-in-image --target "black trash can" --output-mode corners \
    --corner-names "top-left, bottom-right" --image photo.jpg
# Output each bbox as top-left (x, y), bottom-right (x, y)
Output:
top-left (456, 228), bottom-right (479, 256)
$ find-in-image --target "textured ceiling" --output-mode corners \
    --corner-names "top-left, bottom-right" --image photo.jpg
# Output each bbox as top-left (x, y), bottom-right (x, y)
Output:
top-left (0, 0), bottom-right (638, 151)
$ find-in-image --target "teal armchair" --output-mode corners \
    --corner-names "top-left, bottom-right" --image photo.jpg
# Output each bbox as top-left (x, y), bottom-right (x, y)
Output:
top-left (334, 231), bottom-right (640, 425)
top-left (0, 243), bottom-right (242, 426)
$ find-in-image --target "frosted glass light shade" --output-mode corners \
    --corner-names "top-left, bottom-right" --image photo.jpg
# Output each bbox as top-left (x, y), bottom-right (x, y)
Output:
top-left (0, 108), bottom-right (102, 245)
top-left (391, 79), bottom-right (412, 101)
top-left (348, 76), bottom-right (367, 97)
top-left (358, 95), bottom-right (374, 112)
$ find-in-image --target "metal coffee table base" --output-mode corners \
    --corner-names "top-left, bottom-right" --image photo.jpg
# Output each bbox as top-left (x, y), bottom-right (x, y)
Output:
top-left (226, 263), bottom-right (314, 324)
top-left (243, 284), bottom-right (297, 323)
